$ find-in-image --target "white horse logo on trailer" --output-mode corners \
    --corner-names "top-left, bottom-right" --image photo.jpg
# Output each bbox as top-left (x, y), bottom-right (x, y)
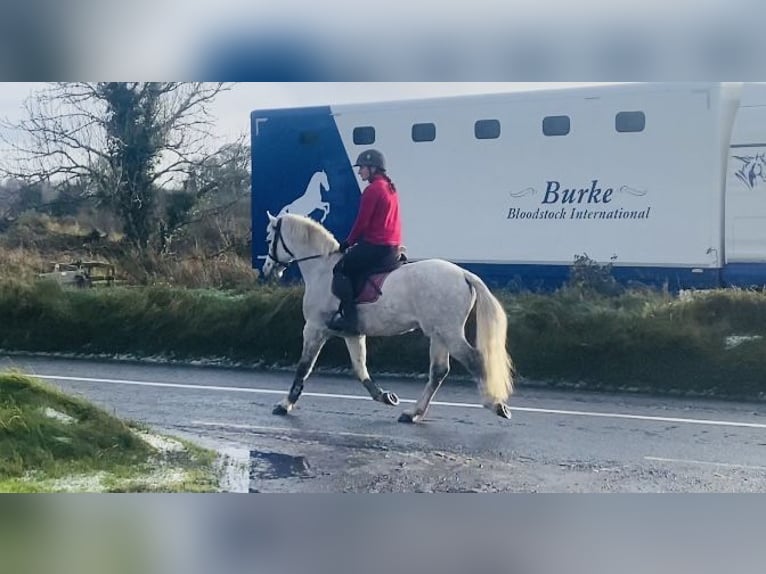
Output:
top-left (277, 170), bottom-right (331, 223)
top-left (734, 153), bottom-right (766, 190)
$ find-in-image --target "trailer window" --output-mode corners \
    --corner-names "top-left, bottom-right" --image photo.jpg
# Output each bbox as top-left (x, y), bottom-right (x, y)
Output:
top-left (353, 126), bottom-right (376, 145)
top-left (615, 111), bottom-right (645, 133)
top-left (475, 119), bottom-right (501, 140)
top-left (412, 123), bottom-right (436, 142)
top-left (543, 115), bottom-right (570, 136)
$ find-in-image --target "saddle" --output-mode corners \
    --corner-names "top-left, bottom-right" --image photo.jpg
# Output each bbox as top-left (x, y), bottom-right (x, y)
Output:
top-left (352, 248), bottom-right (408, 304)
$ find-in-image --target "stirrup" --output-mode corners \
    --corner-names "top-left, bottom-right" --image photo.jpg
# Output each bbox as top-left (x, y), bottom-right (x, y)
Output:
top-left (327, 311), bottom-right (359, 334)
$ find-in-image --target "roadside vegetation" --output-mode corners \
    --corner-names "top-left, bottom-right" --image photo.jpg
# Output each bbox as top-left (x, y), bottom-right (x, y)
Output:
top-left (0, 371), bottom-right (220, 492)
top-left (502, 257), bottom-right (766, 399)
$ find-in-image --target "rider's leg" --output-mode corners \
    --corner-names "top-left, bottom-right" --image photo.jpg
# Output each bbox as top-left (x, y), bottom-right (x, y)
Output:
top-left (329, 266), bottom-right (358, 331)
top-left (327, 243), bottom-right (378, 333)
top-left (328, 247), bottom-right (362, 333)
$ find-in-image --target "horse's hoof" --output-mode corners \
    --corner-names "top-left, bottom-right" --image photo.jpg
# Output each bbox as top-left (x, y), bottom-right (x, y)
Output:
top-left (398, 411), bottom-right (424, 423)
top-left (378, 391), bottom-right (399, 406)
top-left (495, 403), bottom-right (512, 419)
top-left (272, 404), bottom-right (290, 416)
top-left (398, 412), bottom-right (415, 424)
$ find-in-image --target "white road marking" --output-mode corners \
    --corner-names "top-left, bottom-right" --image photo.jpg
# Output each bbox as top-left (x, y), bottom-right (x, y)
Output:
top-left (32, 374), bottom-right (766, 430)
top-left (510, 406), bottom-right (766, 429)
top-left (33, 374), bottom-right (410, 401)
top-left (644, 456), bottom-right (766, 471)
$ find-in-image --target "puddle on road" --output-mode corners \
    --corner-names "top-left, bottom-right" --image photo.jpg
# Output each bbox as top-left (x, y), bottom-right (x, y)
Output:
top-left (249, 451), bottom-right (312, 482)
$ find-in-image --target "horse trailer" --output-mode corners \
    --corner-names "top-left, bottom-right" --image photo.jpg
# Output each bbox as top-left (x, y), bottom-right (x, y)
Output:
top-left (251, 82), bottom-right (766, 290)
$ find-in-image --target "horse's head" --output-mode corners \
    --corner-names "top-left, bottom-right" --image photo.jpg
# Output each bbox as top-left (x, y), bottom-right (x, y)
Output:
top-left (261, 209), bottom-right (342, 281)
top-left (317, 169), bottom-right (329, 191)
top-left (262, 211), bottom-right (290, 279)
top-left (261, 211), bottom-right (338, 280)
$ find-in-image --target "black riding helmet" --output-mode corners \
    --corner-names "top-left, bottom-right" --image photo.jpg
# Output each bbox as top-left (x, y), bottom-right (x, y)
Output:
top-left (353, 149), bottom-right (386, 171)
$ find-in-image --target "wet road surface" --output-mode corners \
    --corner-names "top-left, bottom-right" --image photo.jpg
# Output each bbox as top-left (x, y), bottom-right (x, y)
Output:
top-left (3, 354), bottom-right (766, 492)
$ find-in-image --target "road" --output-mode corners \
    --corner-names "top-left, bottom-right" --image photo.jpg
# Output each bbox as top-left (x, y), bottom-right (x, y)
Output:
top-left (3, 354), bottom-right (766, 492)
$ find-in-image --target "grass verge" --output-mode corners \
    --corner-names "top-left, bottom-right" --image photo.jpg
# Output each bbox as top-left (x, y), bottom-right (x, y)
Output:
top-left (0, 370), bottom-right (220, 492)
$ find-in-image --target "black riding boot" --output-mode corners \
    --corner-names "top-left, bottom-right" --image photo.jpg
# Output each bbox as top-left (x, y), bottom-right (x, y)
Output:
top-left (328, 273), bottom-right (359, 334)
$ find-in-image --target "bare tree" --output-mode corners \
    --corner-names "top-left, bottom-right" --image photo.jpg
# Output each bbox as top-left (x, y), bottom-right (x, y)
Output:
top-left (0, 82), bottom-right (234, 248)
top-left (160, 139), bottom-right (251, 254)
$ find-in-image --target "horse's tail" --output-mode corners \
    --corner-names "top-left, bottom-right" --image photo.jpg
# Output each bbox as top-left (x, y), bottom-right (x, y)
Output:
top-left (464, 272), bottom-right (514, 405)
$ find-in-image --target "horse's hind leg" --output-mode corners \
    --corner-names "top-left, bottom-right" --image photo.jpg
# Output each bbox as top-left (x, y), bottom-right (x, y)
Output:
top-left (446, 335), bottom-right (511, 420)
top-left (273, 325), bottom-right (327, 415)
top-left (398, 338), bottom-right (450, 424)
top-left (344, 335), bottom-right (399, 406)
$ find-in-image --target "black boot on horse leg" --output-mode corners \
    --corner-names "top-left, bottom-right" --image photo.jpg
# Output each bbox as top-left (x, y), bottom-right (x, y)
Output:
top-left (272, 359), bottom-right (311, 415)
top-left (272, 378), bottom-right (303, 415)
top-left (328, 271), bottom-right (360, 334)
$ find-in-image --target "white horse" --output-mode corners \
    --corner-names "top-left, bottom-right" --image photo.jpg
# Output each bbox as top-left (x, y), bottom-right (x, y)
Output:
top-left (277, 170), bottom-right (331, 223)
top-left (261, 212), bottom-right (514, 423)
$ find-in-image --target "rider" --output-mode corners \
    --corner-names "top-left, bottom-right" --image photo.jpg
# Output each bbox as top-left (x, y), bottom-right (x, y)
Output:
top-left (328, 148), bottom-right (403, 333)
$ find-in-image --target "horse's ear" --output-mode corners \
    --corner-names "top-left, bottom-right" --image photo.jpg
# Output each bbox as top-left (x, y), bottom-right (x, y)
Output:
top-left (266, 211), bottom-right (277, 224)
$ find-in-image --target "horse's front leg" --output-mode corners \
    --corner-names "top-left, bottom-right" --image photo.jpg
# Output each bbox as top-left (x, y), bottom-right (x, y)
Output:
top-left (273, 324), bottom-right (328, 415)
top-left (344, 335), bottom-right (399, 406)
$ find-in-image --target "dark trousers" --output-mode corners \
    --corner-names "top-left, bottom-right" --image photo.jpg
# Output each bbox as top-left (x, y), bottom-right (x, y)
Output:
top-left (332, 242), bottom-right (399, 318)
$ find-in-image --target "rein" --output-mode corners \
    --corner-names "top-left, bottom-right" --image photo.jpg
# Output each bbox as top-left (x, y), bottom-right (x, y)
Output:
top-left (267, 217), bottom-right (333, 270)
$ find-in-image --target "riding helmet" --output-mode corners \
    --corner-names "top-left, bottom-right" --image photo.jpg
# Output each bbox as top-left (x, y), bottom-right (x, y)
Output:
top-left (353, 149), bottom-right (386, 171)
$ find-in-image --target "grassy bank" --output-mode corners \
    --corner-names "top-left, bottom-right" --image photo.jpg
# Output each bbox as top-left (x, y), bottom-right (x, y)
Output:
top-left (504, 287), bottom-right (766, 398)
top-left (0, 371), bottom-right (219, 492)
top-left (2, 279), bottom-right (766, 400)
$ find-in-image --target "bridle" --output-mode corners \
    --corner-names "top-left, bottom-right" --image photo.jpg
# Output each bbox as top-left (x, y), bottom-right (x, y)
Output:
top-left (266, 217), bottom-right (327, 271)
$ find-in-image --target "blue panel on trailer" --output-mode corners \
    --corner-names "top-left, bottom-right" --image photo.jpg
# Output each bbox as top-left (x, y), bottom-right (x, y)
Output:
top-left (721, 263), bottom-right (766, 288)
top-left (453, 263), bottom-right (721, 292)
top-left (250, 106), bottom-right (359, 276)
top-left (609, 266), bottom-right (721, 291)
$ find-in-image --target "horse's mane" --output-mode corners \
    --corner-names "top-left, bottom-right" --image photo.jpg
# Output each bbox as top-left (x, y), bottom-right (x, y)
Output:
top-left (281, 213), bottom-right (339, 254)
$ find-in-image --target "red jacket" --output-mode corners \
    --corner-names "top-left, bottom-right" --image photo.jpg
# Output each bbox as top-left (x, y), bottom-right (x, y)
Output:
top-left (346, 174), bottom-right (402, 246)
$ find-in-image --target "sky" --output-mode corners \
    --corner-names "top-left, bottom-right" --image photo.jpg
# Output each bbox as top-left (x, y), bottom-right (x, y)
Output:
top-left (0, 82), bottom-right (612, 146)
